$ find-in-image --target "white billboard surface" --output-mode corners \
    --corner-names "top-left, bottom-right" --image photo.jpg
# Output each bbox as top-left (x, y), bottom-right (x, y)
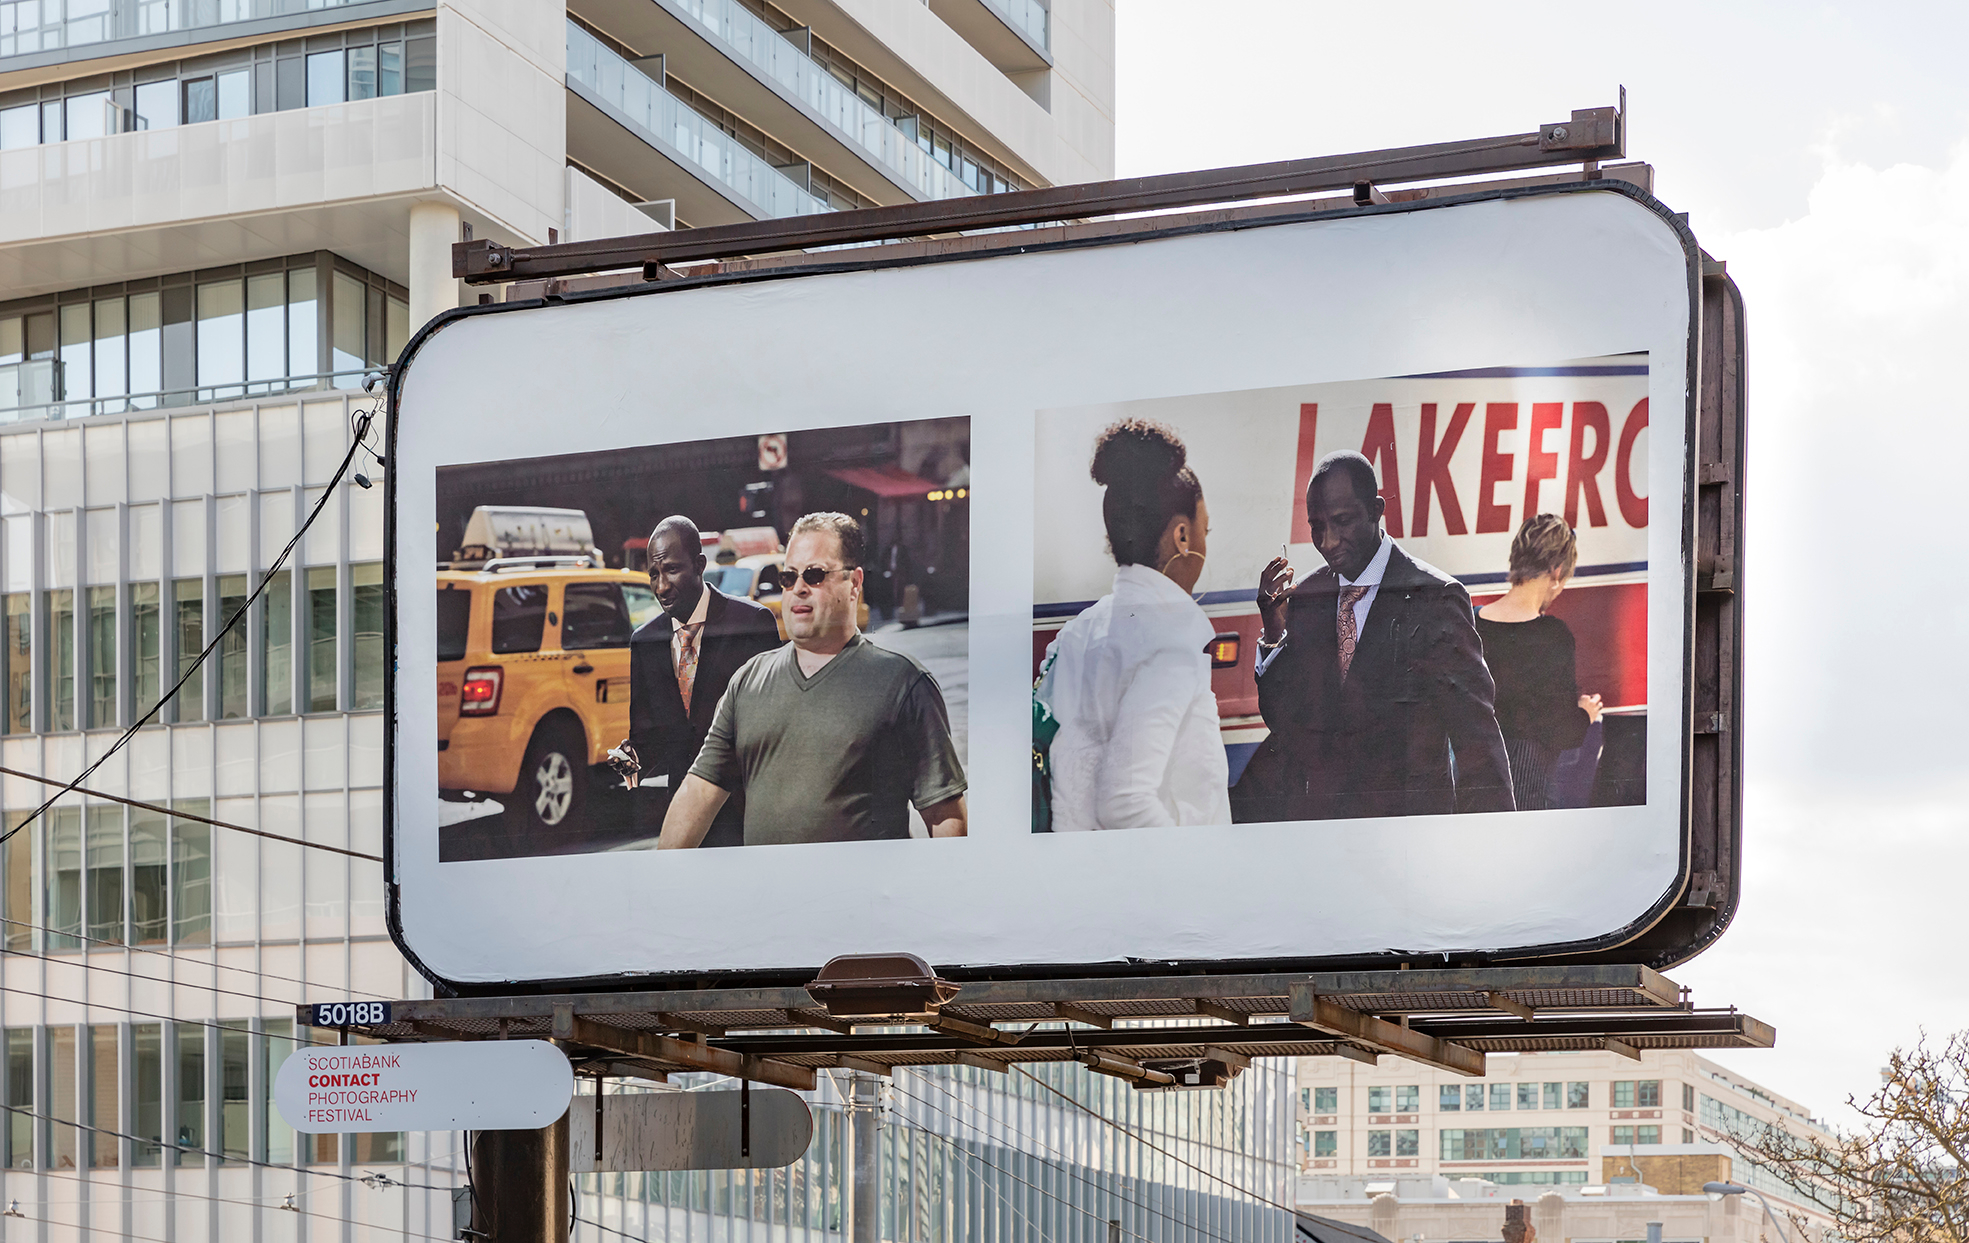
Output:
top-left (390, 185), bottom-right (1695, 986)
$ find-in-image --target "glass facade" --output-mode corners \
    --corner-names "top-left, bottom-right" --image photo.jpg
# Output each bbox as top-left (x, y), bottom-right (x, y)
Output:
top-left (1440, 1127), bottom-right (1590, 1161)
top-left (0, 255), bottom-right (406, 422)
top-left (0, 21), bottom-right (436, 132)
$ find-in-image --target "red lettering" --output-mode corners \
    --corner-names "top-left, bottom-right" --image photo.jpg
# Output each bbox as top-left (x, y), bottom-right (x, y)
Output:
top-left (1410, 402), bottom-right (1473, 536)
top-left (1521, 402), bottom-right (1563, 521)
top-left (1615, 398), bottom-right (1649, 528)
top-left (1358, 402), bottom-right (1405, 539)
top-left (1289, 403), bottom-right (1319, 544)
top-left (1565, 401), bottom-right (1611, 528)
top-left (1475, 402), bottom-right (1518, 535)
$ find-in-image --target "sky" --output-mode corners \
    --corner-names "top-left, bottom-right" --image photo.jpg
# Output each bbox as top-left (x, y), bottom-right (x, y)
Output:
top-left (1116, 1), bottom-right (1969, 1127)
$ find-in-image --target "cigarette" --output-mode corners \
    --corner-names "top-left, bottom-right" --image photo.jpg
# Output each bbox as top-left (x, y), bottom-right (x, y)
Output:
top-left (1280, 543), bottom-right (1288, 560)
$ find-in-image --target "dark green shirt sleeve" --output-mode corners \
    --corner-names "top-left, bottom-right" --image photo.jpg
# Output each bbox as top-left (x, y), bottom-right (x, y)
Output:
top-left (901, 672), bottom-right (968, 810)
top-left (688, 675), bottom-right (743, 793)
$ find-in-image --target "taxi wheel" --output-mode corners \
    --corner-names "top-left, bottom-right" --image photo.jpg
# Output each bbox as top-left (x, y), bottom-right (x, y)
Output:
top-left (520, 719), bottom-right (588, 830)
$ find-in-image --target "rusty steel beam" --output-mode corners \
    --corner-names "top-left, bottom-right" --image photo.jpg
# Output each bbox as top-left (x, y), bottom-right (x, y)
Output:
top-left (452, 106), bottom-right (1621, 284)
top-left (557, 1014), bottom-right (816, 1091)
top-left (1291, 985), bottom-right (1487, 1077)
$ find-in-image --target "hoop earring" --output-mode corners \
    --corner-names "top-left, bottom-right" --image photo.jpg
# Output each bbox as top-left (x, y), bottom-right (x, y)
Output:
top-left (1160, 549), bottom-right (1205, 586)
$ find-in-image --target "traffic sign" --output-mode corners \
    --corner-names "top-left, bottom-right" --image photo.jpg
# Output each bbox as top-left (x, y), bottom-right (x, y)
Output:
top-left (274, 1040), bottom-right (573, 1133)
top-left (570, 1087), bottom-right (812, 1172)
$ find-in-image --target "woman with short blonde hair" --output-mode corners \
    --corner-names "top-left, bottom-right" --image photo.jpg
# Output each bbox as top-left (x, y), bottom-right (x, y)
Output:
top-left (1475, 514), bottom-right (1604, 810)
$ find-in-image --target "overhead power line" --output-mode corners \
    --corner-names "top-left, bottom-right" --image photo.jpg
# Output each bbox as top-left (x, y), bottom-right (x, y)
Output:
top-left (0, 766), bottom-right (382, 862)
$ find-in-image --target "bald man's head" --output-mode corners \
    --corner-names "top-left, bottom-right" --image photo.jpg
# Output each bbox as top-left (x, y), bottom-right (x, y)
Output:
top-left (647, 515), bottom-right (708, 617)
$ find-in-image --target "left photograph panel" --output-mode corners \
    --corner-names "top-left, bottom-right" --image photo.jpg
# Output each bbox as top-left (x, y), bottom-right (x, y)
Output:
top-left (432, 418), bottom-right (971, 861)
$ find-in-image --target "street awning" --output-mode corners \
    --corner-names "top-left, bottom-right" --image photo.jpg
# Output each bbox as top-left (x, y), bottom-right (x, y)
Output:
top-left (824, 464), bottom-right (942, 498)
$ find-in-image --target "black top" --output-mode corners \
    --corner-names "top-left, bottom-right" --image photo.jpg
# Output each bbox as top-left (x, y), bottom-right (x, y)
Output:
top-left (1473, 612), bottom-right (1590, 752)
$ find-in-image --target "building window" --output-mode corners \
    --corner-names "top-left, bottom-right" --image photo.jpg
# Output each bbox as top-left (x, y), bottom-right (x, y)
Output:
top-left (1440, 1085), bottom-right (1460, 1112)
top-left (1682, 1083), bottom-right (1696, 1112)
top-left (1315, 1087), bottom-right (1337, 1113)
top-left (172, 579), bottom-right (204, 721)
top-left (48, 589), bottom-right (75, 730)
top-left (85, 806), bottom-right (123, 945)
top-left (1682, 1127), bottom-right (1694, 1143)
top-left (130, 810), bottom-right (168, 945)
top-left (1396, 1085), bottom-right (1419, 1113)
top-left (219, 1021), bottom-right (250, 1162)
top-left (1368, 1086), bottom-right (1390, 1113)
top-left (131, 583), bottom-right (161, 711)
top-left (171, 802), bottom-right (211, 946)
top-left (47, 808), bottom-right (82, 949)
top-left (1614, 1080), bottom-right (1633, 1107)
top-left (1367, 1130), bottom-right (1390, 1157)
top-left (1638, 1080), bottom-right (1661, 1107)
top-left (264, 1021), bottom-right (297, 1164)
top-left (1637, 1125), bottom-right (1661, 1144)
top-left (1465, 1084), bottom-right (1485, 1111)
top-left (1491, 1083), bottom-right (1512, 1111)
top-left (2, 816), bottom-right (26, 951)
top-left (307, 566), bottom-right (338, 711)
top-left (352, 562), bottom-right (383, 708)
top-left (89, 1024), bottom-right (118, 1168)
top-left (1313, 1130), bottom-right (1336, 1157)
top-left (51, 1026), bottom-right (80, 1169)
top-left (1396, 1129), bottom-right (1419, 1157)
top-left (262, 570), bottom-right (292, 715)
top-left (87, 586), bottom-right (115, 727)
top-left (1442, 1126), bottom-right (1590, 1161)
top-left (216, 573), bottom-right (249, 718)
top-left (133, 1024), bottom-right (163, 1167)
top-left (1518, 1083), bottom-right (1539, 1110)
top-left (4, 1028), bottom-right (31, 1168)
top-left (3, 594), bottom-right (28, 733)
top-left (1613, 1125), bottom-right (1634, 1145)
top-left (1544, 1082), bottom-right (1562, 1110)
top-left (173, 1024), bottom-right (204, 1165)
top-left (1568, 1081), bottom-right (1590, 1108)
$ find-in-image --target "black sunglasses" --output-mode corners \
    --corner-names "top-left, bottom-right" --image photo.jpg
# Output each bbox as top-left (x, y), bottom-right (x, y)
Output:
top-left (775, 565), bottom-right (853, 589)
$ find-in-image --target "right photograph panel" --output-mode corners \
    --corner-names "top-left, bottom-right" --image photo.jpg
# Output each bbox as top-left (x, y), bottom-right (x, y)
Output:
top-left (1032, 355), bottom-right (1649, 831)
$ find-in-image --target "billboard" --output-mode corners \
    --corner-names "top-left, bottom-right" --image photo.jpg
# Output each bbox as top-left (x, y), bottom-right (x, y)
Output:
top-left (389, 182), bottom-right (1701, 988)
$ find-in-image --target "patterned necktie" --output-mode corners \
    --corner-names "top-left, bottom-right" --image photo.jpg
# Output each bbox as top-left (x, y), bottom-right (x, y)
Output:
top-left (1336, 585), bottom-right (1370, 679)
top-left (676, 623), bottom-right (701, 714)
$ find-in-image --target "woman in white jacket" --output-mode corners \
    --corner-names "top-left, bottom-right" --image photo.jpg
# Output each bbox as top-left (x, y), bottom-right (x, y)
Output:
top-left (1039, 418), bottom-right (1231, 831)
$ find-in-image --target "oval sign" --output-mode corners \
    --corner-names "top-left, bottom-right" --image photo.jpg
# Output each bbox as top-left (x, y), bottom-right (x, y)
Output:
top-left (275, 1040), bottom-right (573, 1133)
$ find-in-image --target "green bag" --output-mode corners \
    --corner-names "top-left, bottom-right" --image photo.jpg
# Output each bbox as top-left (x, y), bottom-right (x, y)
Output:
top-left (1032, 651), bottom-right (1060, 833)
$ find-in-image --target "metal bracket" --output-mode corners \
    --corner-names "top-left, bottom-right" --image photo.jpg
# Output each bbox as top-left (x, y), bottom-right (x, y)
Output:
top-left (1290, 985), bottom-right (1486, 1077)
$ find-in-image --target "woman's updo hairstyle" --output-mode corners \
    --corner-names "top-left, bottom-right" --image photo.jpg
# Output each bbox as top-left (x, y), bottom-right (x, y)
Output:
top-left (1507, 513), bottom-right (1579, 585)
top-left (1090, 418), bottom-right (1203, 567)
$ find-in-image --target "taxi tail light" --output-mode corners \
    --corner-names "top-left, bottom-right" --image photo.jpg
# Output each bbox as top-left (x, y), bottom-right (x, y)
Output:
top-left (1208, 633), bottom-right (1241, 669)
top-left (460, 667), bottom-right (503, 715)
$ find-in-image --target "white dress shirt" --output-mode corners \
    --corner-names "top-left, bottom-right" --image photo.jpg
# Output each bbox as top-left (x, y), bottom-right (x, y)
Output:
top-left (1254, 533), bottom-right (1395, 678)
top-left (1039, 564), bottom-right (1231, 831)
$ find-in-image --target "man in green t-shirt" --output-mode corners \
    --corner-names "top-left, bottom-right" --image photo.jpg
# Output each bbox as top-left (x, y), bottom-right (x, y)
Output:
top-left (657, 512), bottom-right (967, 847)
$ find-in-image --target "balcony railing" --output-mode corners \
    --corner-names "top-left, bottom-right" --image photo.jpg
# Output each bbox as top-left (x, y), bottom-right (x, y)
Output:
top-left (0, 371), bottom-right (379, 425)
top-left (0, 0), bottom-right (374, 59)
top-left (663, 0), bottom-right (973, 202)
top-left (567, 19), bottom-right (834, 222)
top-left (982, 0), bottom-right (1048, 53)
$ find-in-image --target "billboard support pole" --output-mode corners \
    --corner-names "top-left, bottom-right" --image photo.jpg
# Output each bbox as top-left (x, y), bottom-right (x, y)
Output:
top-left (849, 1074), bottom-right (881, 1243)
top-left (470, 1113), bottom-right (571, 1243)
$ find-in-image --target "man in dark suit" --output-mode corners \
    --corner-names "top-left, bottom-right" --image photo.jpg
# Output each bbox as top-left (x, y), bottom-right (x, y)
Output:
top-left (1230, 452), bottom-right (1515, 822)
top-left (619, 515), bottom-right (782, 845)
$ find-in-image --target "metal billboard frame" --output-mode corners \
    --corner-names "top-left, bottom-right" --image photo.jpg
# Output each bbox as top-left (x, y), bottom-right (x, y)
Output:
top-left (383, 104), bottom-right (1745, 999)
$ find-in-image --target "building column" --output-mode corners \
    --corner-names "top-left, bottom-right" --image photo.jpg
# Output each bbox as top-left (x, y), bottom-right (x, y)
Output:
top-left (409, 201), bottom-right (463, 333)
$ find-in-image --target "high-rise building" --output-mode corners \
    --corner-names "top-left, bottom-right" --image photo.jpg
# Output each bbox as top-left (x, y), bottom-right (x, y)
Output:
top-left (0, 5), bottom-right (1300, 1242)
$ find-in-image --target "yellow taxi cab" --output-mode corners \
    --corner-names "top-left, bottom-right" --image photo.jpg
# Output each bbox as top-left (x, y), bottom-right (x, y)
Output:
top-left (436, 558), bottom-right (658, 832)
top-left (705, 552), bottom-right (870, 638)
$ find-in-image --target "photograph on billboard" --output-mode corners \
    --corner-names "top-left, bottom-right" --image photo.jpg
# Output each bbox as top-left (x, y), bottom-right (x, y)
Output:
top-left (388, 184), bottom-right (1696, 986)
top-left (433, 420), bottom-right (970, 862)
top-left (1032, 358), bottom-right (1649, 835)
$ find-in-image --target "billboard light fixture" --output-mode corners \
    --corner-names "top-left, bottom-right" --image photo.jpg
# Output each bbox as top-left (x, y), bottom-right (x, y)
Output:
top-left (806, 953), bottom-right (958, 1019)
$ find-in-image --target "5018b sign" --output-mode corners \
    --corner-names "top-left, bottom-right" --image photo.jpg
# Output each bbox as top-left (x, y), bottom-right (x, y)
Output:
top-left (310, 1002), bottom-right (392, 1027)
